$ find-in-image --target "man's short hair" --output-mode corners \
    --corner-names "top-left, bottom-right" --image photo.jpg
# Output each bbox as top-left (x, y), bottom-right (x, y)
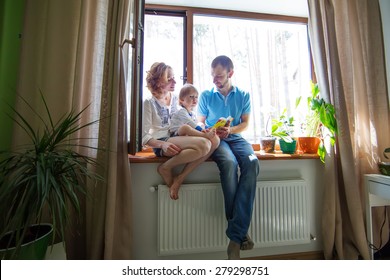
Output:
top-left (211, 55), bottom-right (234, 71)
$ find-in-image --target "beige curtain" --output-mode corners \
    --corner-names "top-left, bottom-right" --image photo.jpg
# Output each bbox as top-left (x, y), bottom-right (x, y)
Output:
top-left (307, 0), bottom-right (390, 259)
top-left (14, 0), bottom-right (133, 259)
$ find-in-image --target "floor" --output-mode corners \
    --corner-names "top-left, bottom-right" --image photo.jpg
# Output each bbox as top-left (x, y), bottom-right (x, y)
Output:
top-left (244, 251), bottom-right (325, 260)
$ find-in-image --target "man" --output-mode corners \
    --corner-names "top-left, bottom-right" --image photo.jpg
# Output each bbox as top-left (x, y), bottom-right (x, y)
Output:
top-left (198, 55), bottom-right (260, 260)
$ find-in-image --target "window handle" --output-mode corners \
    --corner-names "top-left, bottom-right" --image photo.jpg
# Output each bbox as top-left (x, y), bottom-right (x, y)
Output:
top-left (120, 38), bottom-right (135, 48)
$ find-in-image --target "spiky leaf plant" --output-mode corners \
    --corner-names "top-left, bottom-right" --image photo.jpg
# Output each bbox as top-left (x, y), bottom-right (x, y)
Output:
top-left (0, 94), bottom-right (102, 258)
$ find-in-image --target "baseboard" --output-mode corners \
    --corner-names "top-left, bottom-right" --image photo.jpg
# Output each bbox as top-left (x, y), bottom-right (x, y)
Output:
top-left (243, 251), bottom-right (325, 260)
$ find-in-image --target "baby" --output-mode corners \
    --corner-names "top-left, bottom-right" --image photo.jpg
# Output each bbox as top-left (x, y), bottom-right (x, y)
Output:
top-left (170, 83), bottom-right (216, 141)
top-left (167, 83), bottom-right (220, 199)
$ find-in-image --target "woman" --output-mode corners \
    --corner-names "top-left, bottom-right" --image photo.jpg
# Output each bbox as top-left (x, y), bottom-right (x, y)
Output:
top-left (142, 62), bottom-right (217, 200)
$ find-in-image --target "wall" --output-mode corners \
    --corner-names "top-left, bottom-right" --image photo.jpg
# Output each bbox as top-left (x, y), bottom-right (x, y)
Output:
top-left (0, 0), bottom-right (25, 151)
top-left (131, 159), bottom-right (325, 259)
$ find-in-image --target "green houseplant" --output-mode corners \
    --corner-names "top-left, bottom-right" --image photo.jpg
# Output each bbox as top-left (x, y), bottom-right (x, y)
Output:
top-left (302, 82), bottom-right (338, 162)
top-left (260, 107), bottom-right (295, 153)
top-left (271, 107), bottom-right (295, 143)
top-left (0, 94), bottom-right (101, 259)
top-left (297, 84), bottom-right (322, 154)
top-left (270, 97), bottom-right (301, 154)
top-left (378, 147), bottom-right (390, 176)
top-left (272, 109), bottom-right (297, 154)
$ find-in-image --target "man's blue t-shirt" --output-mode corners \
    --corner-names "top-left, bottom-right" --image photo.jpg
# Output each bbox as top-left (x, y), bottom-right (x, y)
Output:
top-left (197, 86), bottom-right (251, 133)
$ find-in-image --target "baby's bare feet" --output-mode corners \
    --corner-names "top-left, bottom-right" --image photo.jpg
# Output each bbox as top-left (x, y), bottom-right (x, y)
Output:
top-left (169, 175), bottom-right (186, 200)
top-left (158, 164), bottom-right (173, 187)
top-left (169, 186), bottom-right (179, 200)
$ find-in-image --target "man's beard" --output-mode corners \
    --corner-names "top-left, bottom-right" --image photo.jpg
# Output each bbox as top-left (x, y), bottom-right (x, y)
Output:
top-left (216, 79), bottom-right (229, 89)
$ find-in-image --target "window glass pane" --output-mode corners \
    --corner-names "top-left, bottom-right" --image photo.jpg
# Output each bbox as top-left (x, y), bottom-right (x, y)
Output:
top-left (143, 14), bottom-right (184, 98)
top-left (193, 15), bottom-right (311, 143)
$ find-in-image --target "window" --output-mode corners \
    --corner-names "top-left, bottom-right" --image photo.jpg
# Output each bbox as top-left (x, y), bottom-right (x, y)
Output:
top-left (192, 16), bottom-right (311, 143)
top-left (143, 11), bottom-right (186, 98)
top-left (141, 6), bottom-right (312, 145)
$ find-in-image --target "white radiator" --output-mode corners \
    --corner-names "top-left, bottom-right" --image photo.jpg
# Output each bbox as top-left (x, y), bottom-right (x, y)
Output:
top-left (157, 179), bottom-right (310, 256)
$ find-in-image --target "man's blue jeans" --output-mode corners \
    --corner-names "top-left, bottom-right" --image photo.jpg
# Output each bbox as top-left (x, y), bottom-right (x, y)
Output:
top-left (211, 134), bottom-right (260, 244)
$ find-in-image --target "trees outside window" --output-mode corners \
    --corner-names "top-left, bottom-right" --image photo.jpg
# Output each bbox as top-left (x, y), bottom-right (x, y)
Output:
top-left (142, 8), bottom-right (312, 144)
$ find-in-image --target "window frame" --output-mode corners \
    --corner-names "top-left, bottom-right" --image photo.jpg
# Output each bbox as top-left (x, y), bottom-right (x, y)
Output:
top-left (145, 4), bottom-right (311, 84)
top-left (130, 4), bottom-right (314, 154)
top-left (144, 8), bottom-right (188, 82)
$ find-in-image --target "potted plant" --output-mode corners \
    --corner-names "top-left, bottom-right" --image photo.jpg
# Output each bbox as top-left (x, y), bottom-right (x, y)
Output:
top-left (268, 97), bottom-right (301, 154)
top-left (259, 106), bottom-right (278, 153)
top-left (271, 108), bottom-right (297, 154)
top-left (260, 98), bottom-right (300, 154)
top-left (378, 147), bottom-right (390, 176)
top-left (300, 82), bottom-right (338, 162)
top-left (260, 112), bottom-right (294, 153)
top-left (260, 113), bottom-right (277, 153)
top-left (259, 135), bottom-right (277, 153)
top-left (298, 82), bottom-right (322, 154)
top-left (0, 94), bottom-right (101, 259)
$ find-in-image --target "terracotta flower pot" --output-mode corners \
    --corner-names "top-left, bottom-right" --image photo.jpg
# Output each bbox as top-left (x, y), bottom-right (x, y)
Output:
top-left (297, 137), bottom-right (321, 154)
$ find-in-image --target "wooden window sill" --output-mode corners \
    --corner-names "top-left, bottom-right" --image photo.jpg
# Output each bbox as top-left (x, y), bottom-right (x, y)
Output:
top-left (129, 148), bottom-right (320, 163)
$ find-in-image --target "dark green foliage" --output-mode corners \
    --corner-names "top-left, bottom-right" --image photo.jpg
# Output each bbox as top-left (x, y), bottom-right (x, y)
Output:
top-left (0, 93), bottom-right (102, 257)
top-left (384, 148), bottom-right (390, 160)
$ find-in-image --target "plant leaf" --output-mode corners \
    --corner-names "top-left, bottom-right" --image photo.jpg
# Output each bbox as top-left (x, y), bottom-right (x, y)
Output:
top-left (0, 93), bottom-right (104, 257)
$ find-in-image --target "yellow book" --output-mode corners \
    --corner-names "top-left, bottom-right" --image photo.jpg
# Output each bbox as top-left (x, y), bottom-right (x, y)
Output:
top-left (212, 116), bottom-right (233, 129)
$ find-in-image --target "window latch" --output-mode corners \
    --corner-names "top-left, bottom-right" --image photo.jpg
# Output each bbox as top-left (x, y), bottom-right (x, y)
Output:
top-left (120, 38), bottom-right (135, 49)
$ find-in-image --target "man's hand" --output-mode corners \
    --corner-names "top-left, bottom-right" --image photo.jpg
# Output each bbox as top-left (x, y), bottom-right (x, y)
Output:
top-left (161, 142), bottom-right (181, 156)
top-left (216, 126), bottom-right (230, 139)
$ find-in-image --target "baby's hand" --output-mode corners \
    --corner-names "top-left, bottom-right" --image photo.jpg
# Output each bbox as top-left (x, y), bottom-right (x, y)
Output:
top-left (204, 128), bottom-right (216, 140)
